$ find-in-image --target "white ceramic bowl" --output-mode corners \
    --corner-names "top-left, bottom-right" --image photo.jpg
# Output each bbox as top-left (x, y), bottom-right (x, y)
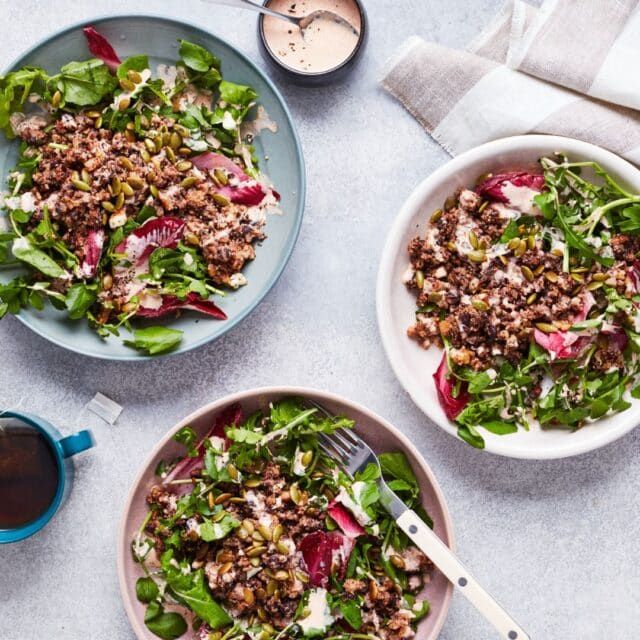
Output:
top-left (377, 135), bottom-right (640, 459)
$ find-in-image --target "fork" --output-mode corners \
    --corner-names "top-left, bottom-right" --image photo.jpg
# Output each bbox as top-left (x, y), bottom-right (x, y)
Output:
top-left (309, 400), bottom-right (530, 640)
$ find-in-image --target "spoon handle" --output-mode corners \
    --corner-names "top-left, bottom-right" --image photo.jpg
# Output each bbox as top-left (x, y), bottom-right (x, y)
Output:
top-left (201, 0), bottom-right (301, 26)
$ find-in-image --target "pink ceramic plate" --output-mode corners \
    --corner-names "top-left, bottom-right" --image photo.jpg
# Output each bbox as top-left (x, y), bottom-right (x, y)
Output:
top-left (117, 387), bottom-right (455, 639)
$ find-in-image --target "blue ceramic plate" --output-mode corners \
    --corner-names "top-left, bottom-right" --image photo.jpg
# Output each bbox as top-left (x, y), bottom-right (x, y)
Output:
top-left (0, 15), bottom-right (305, 360)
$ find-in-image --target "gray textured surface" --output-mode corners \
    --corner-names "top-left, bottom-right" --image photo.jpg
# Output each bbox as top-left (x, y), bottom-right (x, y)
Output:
top-left (0, 1), bottom-right (638, 638)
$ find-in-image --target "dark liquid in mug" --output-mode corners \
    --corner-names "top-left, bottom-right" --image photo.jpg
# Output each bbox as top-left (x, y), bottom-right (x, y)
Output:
top-left (0, 425), bottom-right (59, 528)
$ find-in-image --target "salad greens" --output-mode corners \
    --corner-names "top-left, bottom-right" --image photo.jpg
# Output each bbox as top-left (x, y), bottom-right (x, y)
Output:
top-left (0, 28), bottom-right (270, 355)
top-left (133, 398), bottom-right (432, 639)
top-left (442, 156), bottom-right (640, 448)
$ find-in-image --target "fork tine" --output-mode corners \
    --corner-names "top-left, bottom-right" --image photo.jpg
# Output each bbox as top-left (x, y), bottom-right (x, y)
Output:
top-left (320, 433), bottom-right (350, 459)
top-left (325, 430), bottom-right (356, 455)
top-left (318, 438), bottom-right (346, 462)
top-left (337, 427), bottom-right (360, 447)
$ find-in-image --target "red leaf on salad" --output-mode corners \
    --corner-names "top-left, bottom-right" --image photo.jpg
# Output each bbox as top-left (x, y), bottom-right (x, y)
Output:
top-left (327, 501), bottom-right (366, 538)
top-left (534, 292), bottom-right (596, 360)
top-left (299, 530), bottom-right (354, 587)
top-left (83, 26), bottom-right (121, 71)
top-left (137, 292), bottom-right (227, 320)
top-left (433, 354), bottom-right (469, 420)
top-left (163, 403), bottom-right (244, 490)
top-left (116, 216), bottom-right (185, 266)
top-left (476, 171), bottom-right (545, 204)
top-left (78, 229), bottom-right (104, 278)
top-left (191, 152), bottom-right (275, 206)
top-left (601, 323), bottom-right (629, 351)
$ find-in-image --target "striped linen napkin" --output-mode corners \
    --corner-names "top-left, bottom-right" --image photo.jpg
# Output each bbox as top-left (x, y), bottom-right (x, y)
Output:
top-left (382, 0), bottom-right (640, 162)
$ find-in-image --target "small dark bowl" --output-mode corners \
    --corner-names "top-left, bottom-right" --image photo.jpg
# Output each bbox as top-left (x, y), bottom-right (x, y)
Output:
top-left (258, 0), bottom-right (368, 86)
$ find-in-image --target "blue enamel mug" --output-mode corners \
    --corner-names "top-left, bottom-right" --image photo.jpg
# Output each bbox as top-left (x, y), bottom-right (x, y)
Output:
top-left (0, 410), bottom-right (95, 543)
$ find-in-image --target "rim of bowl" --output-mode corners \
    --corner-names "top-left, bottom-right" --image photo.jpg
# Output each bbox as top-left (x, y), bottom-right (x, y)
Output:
top-left (1, 13), bottom-right (306, 362)
top-left (258, 0), bottom-right (367, 78)
top-left (116, 386), bottom-right (455, 639)
top-left (376, 134), bottom-right (640, 460)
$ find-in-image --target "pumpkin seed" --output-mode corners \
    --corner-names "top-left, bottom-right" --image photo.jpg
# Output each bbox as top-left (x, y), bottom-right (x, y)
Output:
top-left (430, 208), bottom-right (443, 223)
top-left (214, 492), bottom-right (232, 505)
top-left (102, 274), bottom-right (113, 290)
top-left (149, 184), bottom-right (159, 198)
top-left (521, 266), bottom-right (534, 282)
top-left (111, 177), bottom-right (122, 196)
top-left (499, 255), bottom-right (509, 266)
top-left (444, 195), bottom-right (456, 210)
top-left (592, 272), bottom-right (608, 281)
top-left (208, 492), bottom-right (215, 509)
top-left (266, 580), bottom-right (278, 596)
top-left (212, 510), bottom-right (227, 523)
top-left (214, 169), bottom-right (229, 185)
top-left (118, 156), bottom-right (134, 170)
top-left (167, 131), bottom-right (182, 150)
top-left (257, 608), bottom-right (268, 622)
top-left (471, 299), bottom-right (488, 311)
top-left (467, 250), bottom-right (486, 263)
top-left (209, 633), bottom-right (222, 640)
top-left (571, 272), bottom-right (585, 283)
top-left (571, 266), bottom-right (589, 273)
top-left (478, 200), bottom-right (488, 213)
top-left (161, 132), bottom-right (171, 147)
top-left (51, 90), bottom-right (62, 107)
top-left (551, 248), bottom-right (564, 257)
top-left (544, 271), bottom-right (558, 283)
top-left (101, 201), bottom-right (115, 212)
top-left (121, 182), bottom-right (135, 197)
top-left (276, 541), bottom-right (290, 555)
top-left (72, 178), bottom-right (91, 192)
top-left (249, 557), bottom-right (261, 567)
top-left (153, 135), bottom-right (163, 153)
top-left (255, 588), bottom-right (267, 600)
top-left (296, 571), bottom-right (309, 583)
top-left (85, 110), bottom-right (101, 119)
top-left (118, 97), bottom-right (131, 111)
top-left (147, 171), bottom-right (157, 183)
top-left (176, 160), bottom-right (193, 172)
top-left (127, 174), bottom-right (145, 190)
top-left (244, 478), bottom-right (261, 488)
top-left (178, 146), bottom-right (192, 157)
top-left (469, 230), bottom-right (479, 249)
top-left (226, 463), bottom-right (239, 480)
top-left (252, 530), bottom-right (265, 542)
top-left (115, 193), bottom-right (125, 209)
top-left (127, 69), bottom-right (143, 84)
top-left (181, 176), bottom-right (199, 188)
top-left (94, 116), bottom-right (103, 128)
top-left (272, 524), bottom-right (284, 543)
top-left (163, 147), bottom-right (174, 163)
top-left (534, 265), bottom-right (545, 276)
top-left (586, 281), bottom-right (603, 291)
top-left (262, 624), bottom-right (276, 635)
top-left (241, 519), bottom-right (255, 534)
top-left (514, 241), bottom-right (526, 258)
top-left (125, 130), bottom-right (136, 143)
top-left (390, 555), bottom-right (406, 569)
top-left (411, 269), bottom-right (424, 289)
top-left (217, 550), bottom-right (233, 563)
top-left (219, 562), bottom-right (233, 575)
top-left (274, 570), bottom-right (289, 581)
top-left (526, 292), bottom-right (537, 305)
top-left (243, 588), bottom-right (255, 605)
top-left (536, 322), bottom-right (556, 333)
top-left (369, 580), bottom-right (379, 600)
top-left (144, 138), bottom-right (156, 153)
top-left (446, 241), bottom-right (457, 252)
top-left (527, 235), bottom-right (536, 250)
top-left (301, 450), bottom-right (313, 467)
top-left (257, 524), bottom-right (272, 541)
top-left (507, 238), bottom-right (521, 251)
top-left (290, 484), bottom-right (301, 505)
top-left (247, 545), bottom-right (267, 558)
top-left (119, 78), bottom-right (135, 92)
top-left (213, 193), bottom-right (231, 207)
top-left (572, 284), bottom-right (584, 296)
top-left (427, 292), bottom-right (442, 303)
top-left (140, 149), bottom-right (151, 164)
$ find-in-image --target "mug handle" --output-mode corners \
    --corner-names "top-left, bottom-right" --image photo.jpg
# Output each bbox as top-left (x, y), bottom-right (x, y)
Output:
top-left (59, 430), bottom-right (95, 458)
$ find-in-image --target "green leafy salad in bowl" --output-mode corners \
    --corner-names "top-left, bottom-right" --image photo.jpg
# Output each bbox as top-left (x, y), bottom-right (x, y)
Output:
top-left (405, 155), bottom-right (640, 448)
top-left (132, 399), bottom-right (434, 640)
top-left (0, 26), bottom-right (279, 356)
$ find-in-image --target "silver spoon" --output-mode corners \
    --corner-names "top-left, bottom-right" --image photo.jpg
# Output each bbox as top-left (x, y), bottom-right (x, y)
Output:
top-left (203, 0), bottom-right (360, 37)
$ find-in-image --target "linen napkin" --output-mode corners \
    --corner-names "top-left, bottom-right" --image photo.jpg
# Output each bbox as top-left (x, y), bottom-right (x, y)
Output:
top-left (382, 0), bottom-right (640, 162)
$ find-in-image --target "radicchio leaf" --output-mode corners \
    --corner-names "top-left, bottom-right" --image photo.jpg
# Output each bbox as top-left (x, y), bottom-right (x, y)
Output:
top-left (191, 152), bottom-right (276, 206)
top-left (116, 216), bottom-right (185, 266)
top-left (476, 171), bottom-right (545, 204)
top-left (327, 501), bottom-right (365, 539)
top-left (163, 403), bottom-right (244, 490)
top-left (77, 229), bottom-right (104, 278)
top-left (601, 323), bottom-right (629, 351)
top-left (83, 26), bottom-right (121, 71)
top-left (137, 292), bottom-right (227, 320)
top-left (433, 354), bottom-right (470, 420)
top-left (298, 530), bottom-right (354, 587)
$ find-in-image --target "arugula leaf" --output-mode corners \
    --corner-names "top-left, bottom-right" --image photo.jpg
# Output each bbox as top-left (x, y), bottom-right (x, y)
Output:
top-left (337, 598), bottom-right (362, 629)
top-left (65, 283), bottom-right (97, 319)
top-left (481, 420), bottom-right (518, 436)
top-left (219, 80), bottom-right (257, 107)
top-left (173, 426), bottom-right (198, 457)
top-left (199, 513), bottom-right (239, 541)
top-left (117, 55), bottom-right (149, 80)
top-left (55, 59), bottom-right (118, 105)
top-left (457, 425), bottom-right (485, 449)
top-left (12, 237), bottom-right (66, 278)
top-left (144, 604), bottom-right (187, 640)
top-left (378, 452), bottom-right (418, 488)
top-left (178, 40), bottom-right (219, 73)
top-left (0, 67), bottom-right (50, 134)
top-left (125, 326), bottom-right (183, 355)
top-left (136, 577), bottom-right (159, 603)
